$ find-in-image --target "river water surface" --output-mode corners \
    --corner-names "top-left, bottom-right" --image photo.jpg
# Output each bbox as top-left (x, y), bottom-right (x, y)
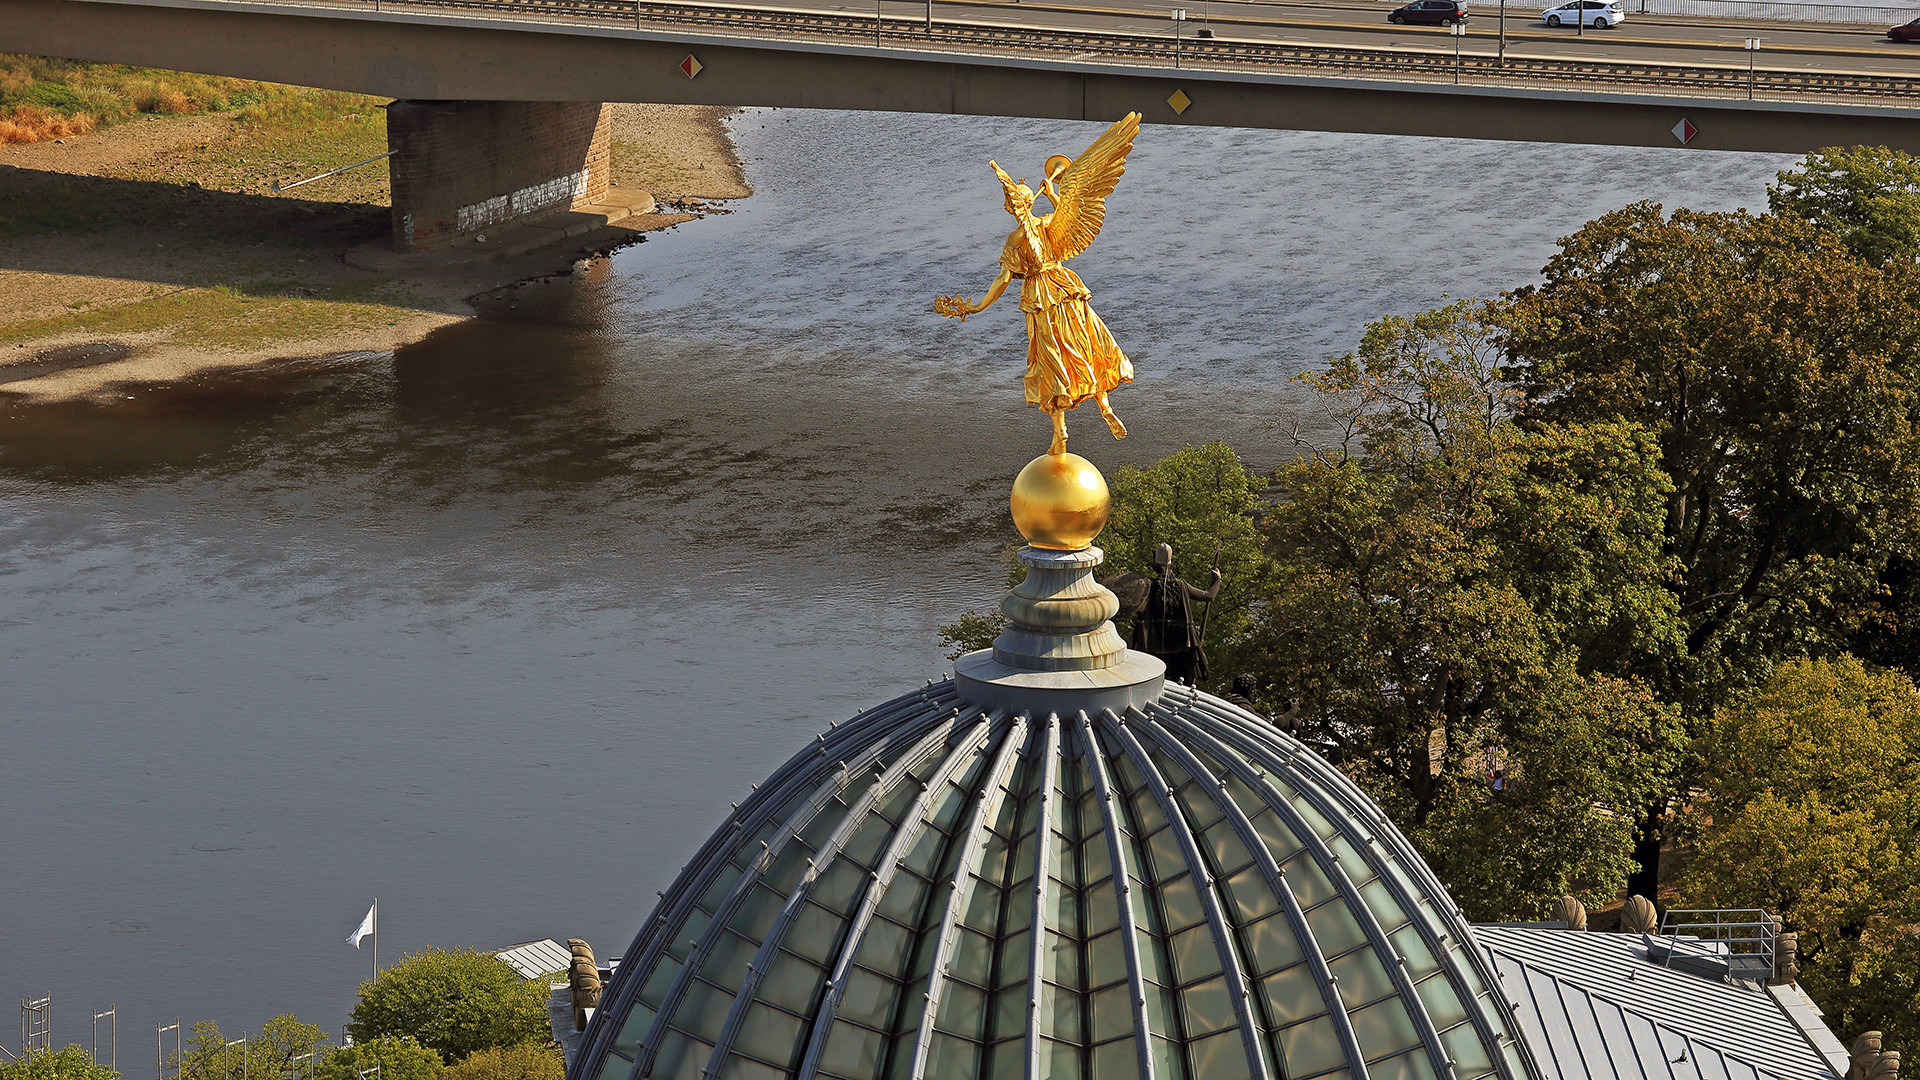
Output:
top-left (1, 109), bottom-right (1790, 1057)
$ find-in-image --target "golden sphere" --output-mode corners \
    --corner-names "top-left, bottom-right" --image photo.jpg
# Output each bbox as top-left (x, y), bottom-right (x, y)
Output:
top-left (1011, 453), bottom-right (1110, 550)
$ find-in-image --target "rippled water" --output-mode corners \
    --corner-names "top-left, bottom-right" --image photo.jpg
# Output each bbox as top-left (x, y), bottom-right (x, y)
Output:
top-left (0, 109), bottom-right (1790, 1056)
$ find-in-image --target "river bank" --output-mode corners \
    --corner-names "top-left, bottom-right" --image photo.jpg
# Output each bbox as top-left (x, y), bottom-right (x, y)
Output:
top-left (0, 100), bottom-right (750, 404)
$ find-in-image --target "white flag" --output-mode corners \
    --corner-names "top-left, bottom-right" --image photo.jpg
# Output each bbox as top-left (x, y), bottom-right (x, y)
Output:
top-left (347, 902), bottom-right (375, 948)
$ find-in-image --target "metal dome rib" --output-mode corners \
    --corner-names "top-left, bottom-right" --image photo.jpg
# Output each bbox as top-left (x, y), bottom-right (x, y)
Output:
top-left (576, 681), bottom-right (1531, 1080)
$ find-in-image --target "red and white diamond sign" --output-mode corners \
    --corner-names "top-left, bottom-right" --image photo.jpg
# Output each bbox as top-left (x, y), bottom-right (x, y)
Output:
top-left (680, 54), bottom-right (703, 79)
top-left (1671, 117), bottom-right (1697, 145)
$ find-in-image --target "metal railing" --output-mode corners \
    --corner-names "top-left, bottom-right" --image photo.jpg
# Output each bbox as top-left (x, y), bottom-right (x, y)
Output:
top-left (1627, 0), bottom-right (1918, 24)
top-left (1651, 908), bottom-right (1777, 982)
top-left (182, 0), bottom-right (1920, 101)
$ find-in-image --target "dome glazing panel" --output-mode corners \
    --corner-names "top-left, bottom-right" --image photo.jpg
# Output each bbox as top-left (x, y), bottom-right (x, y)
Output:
top-left (576, 681), bottom-right (1529, 1080)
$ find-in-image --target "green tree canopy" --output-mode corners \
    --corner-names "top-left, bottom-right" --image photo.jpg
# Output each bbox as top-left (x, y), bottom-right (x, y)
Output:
top-left (1502, 202), bottom-right (1920, 897)
top-left (439, 1045), bottom-right (563, 1080)
top-left (1504, 204), bottom-right (1920, 709)
top-left (0, 1046), bottom-right (120, 1080)
top-left (347, 949), bottom-right (553, 1063)
top-left (173, 1016), bottom-right (329, 1080)
top-left (1255, 301), bottom-right (1686, 918)
top-left (1679, 656), bottom-right (1920, 1046)
top-left (1770, 145), bottom-right (1920, 267)
top-left (1098, 441), bottom-right (1269, 685)
top-left (313, 1039), bottom-right (443, 1080)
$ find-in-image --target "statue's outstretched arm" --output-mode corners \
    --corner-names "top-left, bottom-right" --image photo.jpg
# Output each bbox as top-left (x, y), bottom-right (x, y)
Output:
top-left (1186, 571), bottom-right (1223, 603)
top-left (936, 269), bottom-right (1012, 321)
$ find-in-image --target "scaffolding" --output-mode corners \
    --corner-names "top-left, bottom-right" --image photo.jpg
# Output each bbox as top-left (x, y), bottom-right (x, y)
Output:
top-left (93, 1007), bottom-right (116, 1071)
top-left (157, 1021), bottom-right (181, 1080)
top-left (21, 997), bottom-right (50, 1058)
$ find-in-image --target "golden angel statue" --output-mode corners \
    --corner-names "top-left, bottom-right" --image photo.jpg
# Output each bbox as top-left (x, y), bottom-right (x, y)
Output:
top-left (936, 112), bottom-right (1141, 457)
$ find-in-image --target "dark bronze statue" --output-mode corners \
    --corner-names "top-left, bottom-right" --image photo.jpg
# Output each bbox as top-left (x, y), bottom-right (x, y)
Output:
top-left (1106, 543), bottom-right (1221, 684)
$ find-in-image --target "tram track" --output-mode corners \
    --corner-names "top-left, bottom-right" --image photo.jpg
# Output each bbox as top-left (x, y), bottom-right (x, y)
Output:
top-left (265, 0), bottom-right (1920, 100)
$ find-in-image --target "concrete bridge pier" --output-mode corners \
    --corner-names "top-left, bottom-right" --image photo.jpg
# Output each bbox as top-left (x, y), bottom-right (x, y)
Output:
top-left (354, 100), bottom-right (652, 268)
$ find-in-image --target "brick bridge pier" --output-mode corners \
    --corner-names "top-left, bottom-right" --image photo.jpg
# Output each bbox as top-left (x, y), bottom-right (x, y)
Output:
top-left (358, 100), bottom-right (652, 267)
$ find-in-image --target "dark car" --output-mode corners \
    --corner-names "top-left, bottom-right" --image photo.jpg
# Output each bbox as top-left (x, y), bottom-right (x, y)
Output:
top-left (1390, 0), bottom-right (1469, 24)
top-left (1891, 16), bottom-right (1920, 40)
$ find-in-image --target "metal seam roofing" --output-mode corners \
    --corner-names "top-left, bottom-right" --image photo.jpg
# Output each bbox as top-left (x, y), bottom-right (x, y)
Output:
top-left (572, 680), bottom-right (1533, 1080)
top-left (1474, 925), bottom-right (1841, 1080)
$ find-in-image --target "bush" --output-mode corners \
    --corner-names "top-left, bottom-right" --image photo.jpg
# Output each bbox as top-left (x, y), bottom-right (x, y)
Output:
top-left (174, 1016), bottom-right (329, 1080)
top-left (347, 949), bottom-right (553, 1063)
top-left (314, 1039), bottom-right (442, 1080)
top-left (441, 1045), bottom-right (563, 1080)
top-left (0, 1047), bottom-right (120, 1080)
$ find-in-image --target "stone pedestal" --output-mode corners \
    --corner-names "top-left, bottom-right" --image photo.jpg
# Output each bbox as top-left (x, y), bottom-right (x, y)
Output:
top-left (956, 544), bottom-right (1164, 715)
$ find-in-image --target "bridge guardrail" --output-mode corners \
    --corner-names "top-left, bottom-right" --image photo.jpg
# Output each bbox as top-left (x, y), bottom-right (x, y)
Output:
top-left (199, 0), bottom-right (1920, 102)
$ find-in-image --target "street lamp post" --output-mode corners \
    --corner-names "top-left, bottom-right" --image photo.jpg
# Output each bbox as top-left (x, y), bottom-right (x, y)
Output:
top-left (1499, 0), bottom-right (1506, 65)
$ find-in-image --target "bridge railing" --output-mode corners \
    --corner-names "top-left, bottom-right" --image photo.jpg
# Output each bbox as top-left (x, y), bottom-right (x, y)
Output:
top-left (1624, 0), bottom-right (1917, 23)
top-left (1309, 0), bottom-right (1919, 24)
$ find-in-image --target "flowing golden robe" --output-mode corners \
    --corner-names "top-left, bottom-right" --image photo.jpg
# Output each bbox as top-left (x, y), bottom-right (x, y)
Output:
top-left (999, 221), bottom-right (1133, 411)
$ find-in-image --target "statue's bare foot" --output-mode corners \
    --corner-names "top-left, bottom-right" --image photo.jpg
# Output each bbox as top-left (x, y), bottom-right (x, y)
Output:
top-left (1103, 410), bottom-right (1128, 440)
top-left (1048, 434), bottom-right (1068, 456)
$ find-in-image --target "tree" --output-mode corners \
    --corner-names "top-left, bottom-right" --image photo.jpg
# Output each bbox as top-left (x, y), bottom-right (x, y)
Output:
top-left (936, 607), bottom-right (1005, 660)
top-left (1502, 204), bottom-right (1920, 896)
top-left (1098, 441), bottom-right (1270, 688)
top-left (1257, 302), bottom-right (1686, 917)
top-left (439, 1045), bottom-right (563, 1080)
top-left (313, 1039), bottom-right (443, 1080)
top-left (174, 1017), bottom-right (329, 1080)
top-left (347, 949), bottom-right (553, 1063)
top-left (0, 1047), bottom-right (120, 1080)
top-left (1506, 204), bottom-right (1920, 708)
top-left (1770, 146), bottom-right (1920, 267)
top-left (1679, 656), bottom-right (1920, 1047)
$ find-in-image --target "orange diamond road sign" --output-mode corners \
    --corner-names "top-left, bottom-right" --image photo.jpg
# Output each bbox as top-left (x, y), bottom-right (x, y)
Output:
top-left (1671, 117), bottom-right (1697, 144)
top-left (1167, 89), bottom-right (1192, 114)
top-left (680, 54), bottom-right (703, 79)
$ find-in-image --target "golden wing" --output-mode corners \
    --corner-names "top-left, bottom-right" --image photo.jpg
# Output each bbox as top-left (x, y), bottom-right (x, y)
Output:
top-left (1046, 112), bottom-right (1141, 263)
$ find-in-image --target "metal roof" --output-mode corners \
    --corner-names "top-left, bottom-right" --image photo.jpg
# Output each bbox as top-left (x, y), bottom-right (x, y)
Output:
top-left (496, 938), bottom-right (574, 981)
top-left (1474, 925), bottom-right (1844, 1080)
top-left (572, 680), bottom-right (1532, 1080)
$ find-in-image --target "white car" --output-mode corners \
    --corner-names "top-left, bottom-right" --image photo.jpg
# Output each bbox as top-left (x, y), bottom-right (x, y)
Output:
top-left (1542, 0), bottom-right (1624, 26)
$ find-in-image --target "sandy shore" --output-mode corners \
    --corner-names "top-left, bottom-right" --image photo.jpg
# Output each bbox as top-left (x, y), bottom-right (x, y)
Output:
top-left (0, 103), bottom-right (750, 404)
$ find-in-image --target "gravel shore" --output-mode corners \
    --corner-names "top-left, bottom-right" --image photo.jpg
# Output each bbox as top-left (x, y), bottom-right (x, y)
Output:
top-left (0, 102), bottom-right (750, 404)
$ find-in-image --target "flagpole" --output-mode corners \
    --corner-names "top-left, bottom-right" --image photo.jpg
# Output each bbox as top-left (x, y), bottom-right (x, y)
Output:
top-left (372, 898), bottom-right (378, 980)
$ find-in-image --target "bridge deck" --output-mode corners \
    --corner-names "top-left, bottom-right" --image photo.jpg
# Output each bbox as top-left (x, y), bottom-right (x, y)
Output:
top-left (5, 0), bottom-right (1920, 150)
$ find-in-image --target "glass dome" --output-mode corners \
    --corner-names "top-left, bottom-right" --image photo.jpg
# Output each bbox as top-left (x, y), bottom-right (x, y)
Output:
top-left (574, 679), bottom-right (1532, 1080)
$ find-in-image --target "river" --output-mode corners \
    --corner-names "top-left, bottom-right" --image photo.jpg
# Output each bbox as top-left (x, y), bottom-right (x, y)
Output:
top-left (0, 108), bottom-right (1789, 1061)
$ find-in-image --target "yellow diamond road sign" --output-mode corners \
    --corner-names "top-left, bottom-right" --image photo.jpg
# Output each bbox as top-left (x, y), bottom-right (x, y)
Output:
top-left (1167, 88), bottom-right (1192, 114)
top-left (680, 54), bottom-right (703, 79)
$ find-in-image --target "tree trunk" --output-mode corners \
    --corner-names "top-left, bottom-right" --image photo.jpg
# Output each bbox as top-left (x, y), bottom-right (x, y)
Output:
top-left (1624, 796), bottom-right (1667, 903)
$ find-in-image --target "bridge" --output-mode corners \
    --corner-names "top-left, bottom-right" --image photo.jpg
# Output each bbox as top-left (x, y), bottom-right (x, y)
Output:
top-left (8, 0), bottom-right (1919, 251)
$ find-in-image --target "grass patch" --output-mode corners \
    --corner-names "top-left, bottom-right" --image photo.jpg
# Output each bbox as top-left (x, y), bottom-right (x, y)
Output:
top-left (0, 56), bottom-right (391, 204)
top-left (1, 54), bottom-right (268, 143)
top-left (0, 283), bottom-right (420, 349)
